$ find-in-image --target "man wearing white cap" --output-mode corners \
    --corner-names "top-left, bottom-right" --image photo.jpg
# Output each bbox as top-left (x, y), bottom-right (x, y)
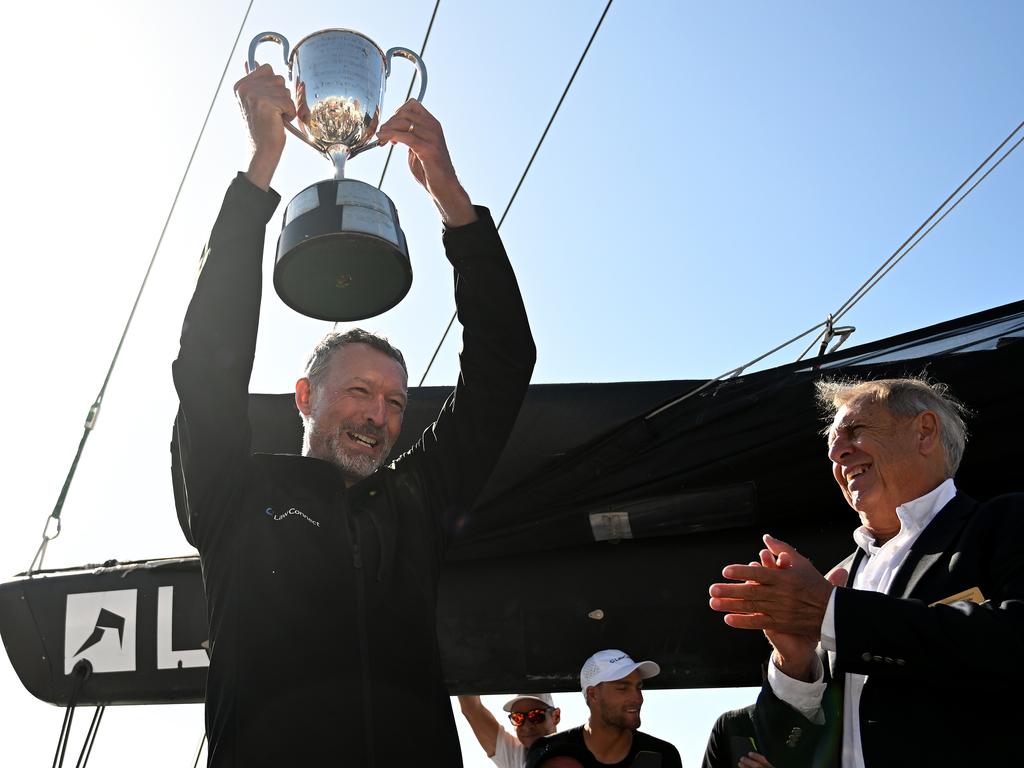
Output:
top-left (527, 649), bottom-right (683, 767)
top-left (459, 692), bottom-right (561, 767)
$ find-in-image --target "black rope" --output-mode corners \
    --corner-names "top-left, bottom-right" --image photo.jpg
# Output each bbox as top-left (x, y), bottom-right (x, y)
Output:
top-left (796, 118), bottom-right (1024, 361)
top-left (376, 0), bottom-right (441, 190)
top-left (27, 0), bottom-right (255, 574)
top-left (418, 312), bottom-right (459, 387)
top-left (52, 661), bottom-right (90, 768)
top-left (417, 0), bottom-right (615, 385)
top-left (74, 705), bottom-right (106, 768)
top-left (52, 701), bottom-right (77, 768)
top-left (644, 318), bottom-right (828, 419)
top-left (191, 733), bottom-right (208, 768)
top-left (332, 0), bottom-right (442, 333)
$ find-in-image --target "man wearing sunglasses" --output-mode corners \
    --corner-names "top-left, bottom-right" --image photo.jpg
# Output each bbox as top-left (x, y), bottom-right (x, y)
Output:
top-left (459, 693), bottom-right (562, 767)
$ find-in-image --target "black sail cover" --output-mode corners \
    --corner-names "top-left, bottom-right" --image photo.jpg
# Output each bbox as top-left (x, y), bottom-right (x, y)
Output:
top-left (2, 300), bottom-right (1022, 705)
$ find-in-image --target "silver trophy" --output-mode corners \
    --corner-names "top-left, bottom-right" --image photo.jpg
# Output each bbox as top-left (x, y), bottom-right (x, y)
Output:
top-left (248, 29), bottom-right (427, 321)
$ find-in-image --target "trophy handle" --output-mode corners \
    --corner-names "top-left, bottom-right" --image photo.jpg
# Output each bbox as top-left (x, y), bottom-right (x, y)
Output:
top-left (247, 31), bottom-right (291, 74)
top-left (349, 47), bottom-right (428, 160)
top-left (384, 47), bottom-right (428, 102)
top-left (247, 32), bottom-right (327, 156)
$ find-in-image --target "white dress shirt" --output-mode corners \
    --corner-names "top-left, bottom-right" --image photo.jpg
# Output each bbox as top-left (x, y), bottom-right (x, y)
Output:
top-left (767, 478), bottom-right (957, 768)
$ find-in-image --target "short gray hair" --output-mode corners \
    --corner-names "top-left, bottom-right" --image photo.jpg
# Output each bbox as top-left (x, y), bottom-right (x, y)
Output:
top-left (815, 376), bottom-right (969, 477)
top-left (303, 329), bottom-right (407, 390)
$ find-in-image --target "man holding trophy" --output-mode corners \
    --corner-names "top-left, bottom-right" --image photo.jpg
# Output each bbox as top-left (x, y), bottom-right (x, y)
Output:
top-left (172, 34), bottom-right (536, 768)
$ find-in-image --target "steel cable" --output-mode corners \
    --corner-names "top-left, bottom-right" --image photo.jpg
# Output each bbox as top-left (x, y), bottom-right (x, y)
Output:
top-left (648, 119), bottom-right (1023, 417)
top-left (332, 0), bottom-right (442, 333)
top-left (27, 1), bottom-right (256, 573)
top-left (376, 0), bottom-right (442, 191)
top-left (418, 0), bottom-right (615, 385)
top-left (796, 119), bottom-right (1024, 361)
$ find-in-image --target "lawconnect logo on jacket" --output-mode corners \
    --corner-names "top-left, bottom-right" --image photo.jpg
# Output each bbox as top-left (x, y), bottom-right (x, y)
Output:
top-left (264, 506), bottom-right (321, 528)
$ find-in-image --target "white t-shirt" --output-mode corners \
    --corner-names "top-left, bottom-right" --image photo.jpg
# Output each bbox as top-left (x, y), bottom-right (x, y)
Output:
top-left (491, 725), bottom-right (526, 768)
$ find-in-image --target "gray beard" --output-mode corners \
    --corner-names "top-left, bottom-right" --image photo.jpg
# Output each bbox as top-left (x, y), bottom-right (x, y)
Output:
top-left (312, 424), bottom-right (389, 482)
top-left (327, 438), bottom-right (381, 480)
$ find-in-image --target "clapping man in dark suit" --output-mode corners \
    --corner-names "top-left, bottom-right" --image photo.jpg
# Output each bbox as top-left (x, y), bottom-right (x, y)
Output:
top-left (709, 377), bottom-right (1024, 767)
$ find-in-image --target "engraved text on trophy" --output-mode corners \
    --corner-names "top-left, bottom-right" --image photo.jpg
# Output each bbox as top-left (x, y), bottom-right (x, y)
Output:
top-left (294, 33), bottom-right (384, 152)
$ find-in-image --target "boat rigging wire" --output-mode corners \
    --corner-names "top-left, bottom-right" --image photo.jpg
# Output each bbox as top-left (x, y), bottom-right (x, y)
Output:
top-left (643, 319), bottom-right (829, 419)
top-left (815, 313), bottom-right (856, 358)
top-left (191, 734), bottom-right (207, 768)
top-left (795, 118), bottom-right (1024, 361)
top-left (417, 0), bottom-right (616, 386)
top-left (23, 3), bottom-right (1017, 567)
top-left (647, 117), bottom-right (1023, 419)
top-left (333, 0), bottom-right (442, 332)
top-left (49, 659), bottom-right (105, 767)
top-left (26, 1), bottom-right (256, 576)
top-left (51, 661), bottom-right (89, 768)
top-left (376, 0), bottom-right (441, 191)
top-left (73, 705), bottom-right (105, 768)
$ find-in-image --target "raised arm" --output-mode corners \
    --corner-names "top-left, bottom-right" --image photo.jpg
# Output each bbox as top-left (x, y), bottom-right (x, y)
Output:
top-left (171, 65), bottom-right (291, 547)
top-left (378, 102), bottom-right (537, 528)
top-left (457, 695), bottom-right (501, 757)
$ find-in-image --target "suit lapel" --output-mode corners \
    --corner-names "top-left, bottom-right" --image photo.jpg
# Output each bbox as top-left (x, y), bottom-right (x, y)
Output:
top-left (817, 494), bottom-right (975, 768)
top-left (887, 492), bottom-right (977, 598)
top-left (844, 548), bottom-right (866, 583)
top-left (825, 549), bottom-right (864, 678)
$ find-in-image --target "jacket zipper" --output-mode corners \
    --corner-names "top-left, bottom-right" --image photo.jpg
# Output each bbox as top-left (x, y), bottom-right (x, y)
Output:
top-left (350, 523), bottom-right (375, 767)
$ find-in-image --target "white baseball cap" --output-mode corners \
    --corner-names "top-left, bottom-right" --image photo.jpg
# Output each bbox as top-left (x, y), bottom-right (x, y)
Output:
top-left (579, 649), bottom-right (660, 693)
top-left (502, 692), bottom-right (555, 712)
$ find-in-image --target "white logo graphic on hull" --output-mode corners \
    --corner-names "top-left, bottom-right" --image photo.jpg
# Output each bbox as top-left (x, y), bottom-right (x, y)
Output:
top-left (64, 590), bottom-right (137, 674)
top-left (157, 586), bottom-right (209, 669)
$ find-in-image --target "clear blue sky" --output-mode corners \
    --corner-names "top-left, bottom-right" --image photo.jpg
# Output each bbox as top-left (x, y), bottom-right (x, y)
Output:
top-left (1, 1), bottom-right (1021, 765)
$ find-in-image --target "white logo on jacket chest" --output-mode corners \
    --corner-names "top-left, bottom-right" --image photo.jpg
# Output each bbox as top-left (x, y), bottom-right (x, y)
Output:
top-left (264, 506), bottom-right (321, 528)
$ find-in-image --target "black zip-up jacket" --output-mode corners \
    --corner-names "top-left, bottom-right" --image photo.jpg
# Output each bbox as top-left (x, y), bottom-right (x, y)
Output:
top-left (172, 174), bottom-right (536, 767)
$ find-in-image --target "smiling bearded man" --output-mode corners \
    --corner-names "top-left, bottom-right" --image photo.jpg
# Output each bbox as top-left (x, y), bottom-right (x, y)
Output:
top-left (172, 64), bottom-right (535, 768)
top-left (297, 330), bottom-right (408, 484)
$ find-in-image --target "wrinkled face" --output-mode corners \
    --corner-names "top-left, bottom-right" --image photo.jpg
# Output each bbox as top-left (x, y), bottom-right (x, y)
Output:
top-left (510, 699), bottom-right (559, 749)
top-left (827, 397), bottom-right (931, 542)
top-left (588, 670), bottom-right (644, 731)
top-left (303, 344), bottom-right (407, 483)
